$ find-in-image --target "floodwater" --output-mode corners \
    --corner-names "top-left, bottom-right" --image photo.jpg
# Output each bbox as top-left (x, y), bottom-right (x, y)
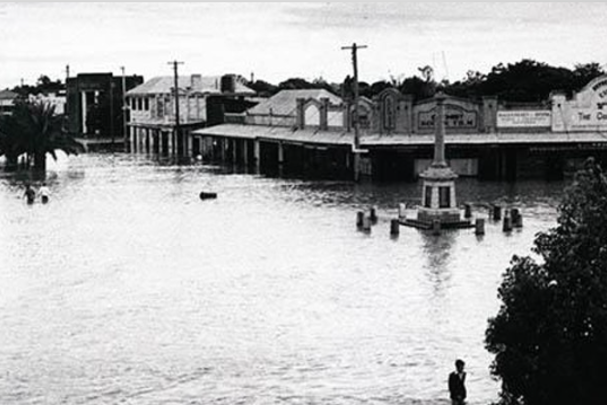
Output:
top-left (0, 153), bottom-right (565, 405)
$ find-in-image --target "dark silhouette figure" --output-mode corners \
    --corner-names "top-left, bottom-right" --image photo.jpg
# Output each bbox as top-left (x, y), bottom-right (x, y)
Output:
top-left (449, 359), bottom-right (467, 405)
top-left (39, 182), bottom-right (50, 204)
top-left (24, 184), bottom-right (36, 204)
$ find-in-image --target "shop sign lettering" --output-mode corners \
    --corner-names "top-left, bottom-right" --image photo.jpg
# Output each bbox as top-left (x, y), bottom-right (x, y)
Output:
top-left (497, 110), bottom-right (551, 128)
top-left (418, 107), bottom-right (477, 129)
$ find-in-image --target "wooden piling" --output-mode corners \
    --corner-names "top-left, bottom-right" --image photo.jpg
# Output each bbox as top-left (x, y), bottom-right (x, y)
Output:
top-left (492, 205), bottom-right (502, 221)
top-left (464, 203), bottom-right (472, 219)
top-left (390, 219), bottom-right (400, 236)
top-left (356, 211), bottom-right (364, 228)
top-left (475, 218), bottom-right (485, 235)
top-left (369, 206), bottom-right (378, 224)
top-left (362, 215), bottom-right (372, 232)
top-left (512, 208), bottom-right (523, 228)
top-left (502, 212), bottom-right (513, 232)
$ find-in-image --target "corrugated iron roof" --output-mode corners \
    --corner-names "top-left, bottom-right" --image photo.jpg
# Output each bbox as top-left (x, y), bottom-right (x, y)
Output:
top-left (0, 89), bottom-right (18, 100)
top-left (194, 124), bottom-right (607, 147)
top-left (193, 123), bottom-right (354, 146)
top-left (126, 76), bottom-right (255, 96)
top-left (246, 89), bottom-right (342, 117)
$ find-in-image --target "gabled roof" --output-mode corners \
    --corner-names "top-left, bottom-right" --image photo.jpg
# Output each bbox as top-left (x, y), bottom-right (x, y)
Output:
top-left (0, 89), bottom-right (18, 100)
top-left (127, 75), bottom-right (255, 96)
top-left (247, 89), bottom-right (342, 116)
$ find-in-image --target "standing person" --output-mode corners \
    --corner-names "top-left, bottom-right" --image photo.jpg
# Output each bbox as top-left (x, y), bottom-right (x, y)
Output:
top-left (24, 184), bottom-right (36, 204)
top-left (38, 182), bottom-right (50, 204)
top-left (448, 359), bottom-right (467, 405)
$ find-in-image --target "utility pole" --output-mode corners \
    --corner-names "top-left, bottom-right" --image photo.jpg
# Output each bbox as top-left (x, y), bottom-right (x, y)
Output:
top-left (168, 60), bottom-right (184, 156)
top-left (121, 66), bottom-right (128, 152)
top-left (65, 64), bottom-right (70, 131)
top-left (109, 78), bottom-right (115, 147)
top-left (341, 42), bottom-right (367, 181)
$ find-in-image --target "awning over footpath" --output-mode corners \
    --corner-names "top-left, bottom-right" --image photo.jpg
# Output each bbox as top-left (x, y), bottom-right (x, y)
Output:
top-left (193, 124), bottom-right (355, 146)
top-left (193, 123), bottom-right (607, 148)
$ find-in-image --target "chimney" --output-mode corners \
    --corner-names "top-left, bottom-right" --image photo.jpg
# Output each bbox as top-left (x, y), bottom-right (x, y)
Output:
top-left (191, 74), bottom-right (202, 91)
top-left (221, 74), bottom-right (236, 93)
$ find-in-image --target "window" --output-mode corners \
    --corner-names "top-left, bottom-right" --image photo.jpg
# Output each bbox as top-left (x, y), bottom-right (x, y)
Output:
top-left (358, 106), bottom-right (370, 129)
top-left (144, 98), bottom-right (149, 111)
top-left (424, 186), bottom-right (432, 208)
top-left (439, 186), bottom-right (451, 208)
top-left (137, 98), bottom-right (143, 111)
top-left (157, 98), bottom-right (165, 118)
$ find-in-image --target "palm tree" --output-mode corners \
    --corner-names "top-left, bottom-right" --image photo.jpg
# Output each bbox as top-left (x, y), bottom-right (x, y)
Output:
top-left (0, 99), bottom-right (83, 172)
top-left (0, 112), bottom-right (24, 170)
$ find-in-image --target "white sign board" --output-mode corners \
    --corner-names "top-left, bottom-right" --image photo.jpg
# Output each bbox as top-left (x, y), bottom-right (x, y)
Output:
top-left (497, 110), bottom-right (551, 128)
top-left (552, 75), bottom-right (607, 132)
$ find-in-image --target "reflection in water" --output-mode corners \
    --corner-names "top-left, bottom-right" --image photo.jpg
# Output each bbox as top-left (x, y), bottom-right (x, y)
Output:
top-left (0, 153), bottom-right (566, 405)
top-left (422, 231), bottom-right (457, 299)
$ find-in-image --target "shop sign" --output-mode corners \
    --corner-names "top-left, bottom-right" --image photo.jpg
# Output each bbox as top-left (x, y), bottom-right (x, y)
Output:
top-left (552, 75), bottom-right (607, 132)
top-left (418, 106), bottom-right (477, 130)
top-left (497, 110), bottom-right (551, 128)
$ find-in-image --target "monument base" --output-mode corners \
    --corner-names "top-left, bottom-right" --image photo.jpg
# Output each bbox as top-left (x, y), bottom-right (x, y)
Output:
top-left (399, 206), bottom-right (474, 230)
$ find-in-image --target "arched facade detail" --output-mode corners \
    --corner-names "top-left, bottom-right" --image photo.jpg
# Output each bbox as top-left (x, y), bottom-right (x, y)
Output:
top-left (377, 88), bottom-right (400, 132)
top-left (304, 100), bottom-right (321, 127)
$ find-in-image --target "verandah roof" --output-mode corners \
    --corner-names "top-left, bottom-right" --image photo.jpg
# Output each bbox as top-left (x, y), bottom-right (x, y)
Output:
top-left (193, 123), bottom-right (607, 148)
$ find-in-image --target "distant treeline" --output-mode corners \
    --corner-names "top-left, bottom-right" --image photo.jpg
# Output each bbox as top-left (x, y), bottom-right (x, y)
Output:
top-left (247, 59), bottom-right (605, 103)
top-left (8, 59), bottom-right (605, 104)
top-left (10, 75), bottom-right (64, 97)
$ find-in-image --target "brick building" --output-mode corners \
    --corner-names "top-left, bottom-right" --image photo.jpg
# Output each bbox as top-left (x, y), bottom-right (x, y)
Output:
top-left (66, 73), bottom-right (143, 140)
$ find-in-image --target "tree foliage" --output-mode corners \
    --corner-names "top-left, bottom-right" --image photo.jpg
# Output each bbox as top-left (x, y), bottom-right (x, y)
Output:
top-left (0, 100), bottom-right (83, 171)
top-left (486, 158), bottom-right (607, 405)
top-left (245, 59), bottom-right (604, 103)
top-left (445, 60), bottom-right (605, 103)
top-left (11, 74), bottom-right (64, 97)
top-left (254, 59), bottom-right (604, 103)
top-left (247, 79), bottom-right (278, 97)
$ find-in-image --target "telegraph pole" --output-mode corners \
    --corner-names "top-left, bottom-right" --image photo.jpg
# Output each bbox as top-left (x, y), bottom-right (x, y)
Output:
top-left (65, 65), bottom-right (70, 131)
top-left (121, 66), bottom-right (128, 152)
top-left (341, 42), bottom-right (367, 181)
top-left (168, 60), bottom-right (184, 156)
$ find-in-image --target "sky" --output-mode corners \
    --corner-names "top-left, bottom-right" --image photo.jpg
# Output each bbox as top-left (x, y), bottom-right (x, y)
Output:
top-left (1, 2), bottom-right (607, 90)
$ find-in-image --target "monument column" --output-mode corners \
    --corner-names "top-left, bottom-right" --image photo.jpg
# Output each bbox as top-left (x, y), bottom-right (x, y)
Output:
top-left (416, 92), bottom-right (462, 225)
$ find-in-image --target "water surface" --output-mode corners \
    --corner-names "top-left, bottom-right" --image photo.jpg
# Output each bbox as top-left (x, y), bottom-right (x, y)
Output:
top-left (0, 153), bottom-right (565, 405)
